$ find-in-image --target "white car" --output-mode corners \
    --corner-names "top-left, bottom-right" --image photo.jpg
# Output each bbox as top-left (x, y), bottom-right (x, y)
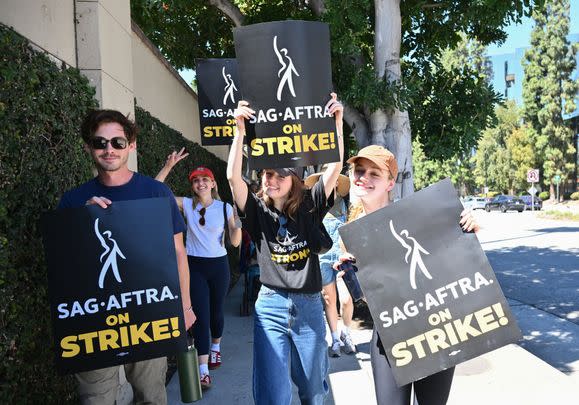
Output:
top-left (462, 196), bottom-right (487, 210)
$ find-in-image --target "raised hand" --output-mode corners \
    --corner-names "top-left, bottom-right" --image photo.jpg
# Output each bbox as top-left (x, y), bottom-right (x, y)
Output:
top-left (233, 100), bottom-right (256, 135)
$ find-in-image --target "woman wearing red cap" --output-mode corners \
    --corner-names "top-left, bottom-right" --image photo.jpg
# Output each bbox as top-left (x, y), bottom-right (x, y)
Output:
top-left (337, 145), bottom-right (479, 405)
top-left (227, 93), bottom-right (343, 405)
top-left (157, 156), bottom-right (242, 389)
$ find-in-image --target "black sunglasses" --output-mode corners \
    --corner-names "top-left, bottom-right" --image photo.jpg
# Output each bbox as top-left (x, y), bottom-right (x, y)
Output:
top-left (89, 136), bottom-right (128, 150)
top-left (276, 214), bottom-right (287, 241)
top-left (199, 207), bottom-right (206, 226)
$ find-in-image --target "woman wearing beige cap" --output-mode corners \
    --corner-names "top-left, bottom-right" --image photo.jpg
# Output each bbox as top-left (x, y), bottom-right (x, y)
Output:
top-left (227, 94), bottom-right (344, 405)
top-left (338, 144), bottom-right (479, 405)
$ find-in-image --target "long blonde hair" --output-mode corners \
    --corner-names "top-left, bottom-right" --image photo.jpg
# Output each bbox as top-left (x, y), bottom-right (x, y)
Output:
top-left (258, 173), bottom-right (304, 220)
top-left (192, 180), bottom-right (221, 207)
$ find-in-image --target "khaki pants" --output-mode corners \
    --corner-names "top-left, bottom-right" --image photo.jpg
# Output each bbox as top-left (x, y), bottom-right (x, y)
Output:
top-left (75, 357), bottom-right (168, 405)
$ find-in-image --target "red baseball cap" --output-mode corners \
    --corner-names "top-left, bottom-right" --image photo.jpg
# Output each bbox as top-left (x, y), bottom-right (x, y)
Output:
top-left (188, 166), bottom-right (215, 182)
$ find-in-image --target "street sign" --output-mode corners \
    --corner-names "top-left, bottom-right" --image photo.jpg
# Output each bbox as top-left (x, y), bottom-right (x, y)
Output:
top-left (527, 169), bottom-right (539, 183)
top-left (553, 175), bottom-right (561, 184)
top-left (528, 186), bottom-right (537, 195)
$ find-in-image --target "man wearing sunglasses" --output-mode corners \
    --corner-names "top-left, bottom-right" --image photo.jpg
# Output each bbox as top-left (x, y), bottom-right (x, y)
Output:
top-left (57, 109), bottom-right (196, 405)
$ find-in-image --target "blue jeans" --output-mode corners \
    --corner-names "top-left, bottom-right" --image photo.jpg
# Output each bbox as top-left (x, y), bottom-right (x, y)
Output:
top-left (253, 285), bottom-right (329, 405)
top-left (319, 212), bottom-right (346, 286)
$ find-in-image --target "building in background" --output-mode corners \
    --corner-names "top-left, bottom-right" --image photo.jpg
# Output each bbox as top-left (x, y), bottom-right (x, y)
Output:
top-left (489, 32), bottom-right (579, 192)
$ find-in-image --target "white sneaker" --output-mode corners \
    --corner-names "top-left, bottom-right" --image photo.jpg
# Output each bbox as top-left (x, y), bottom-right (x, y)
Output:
top-left (340, 331), bottom-right (356, 354)
top-left (328, 340), bottom-right (341, 357)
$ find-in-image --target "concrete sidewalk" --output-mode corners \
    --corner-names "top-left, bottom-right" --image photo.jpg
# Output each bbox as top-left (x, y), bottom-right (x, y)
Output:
top-left (167, 280), bottom-right (578, 405)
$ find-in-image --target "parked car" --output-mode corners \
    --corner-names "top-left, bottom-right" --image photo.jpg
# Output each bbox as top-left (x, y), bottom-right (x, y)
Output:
top-left (485, 195), bottom-right (525, 213)
top-left (462, 196), bottom-right (488, 210)
top-left (520, 195), bottom-right (542, 211)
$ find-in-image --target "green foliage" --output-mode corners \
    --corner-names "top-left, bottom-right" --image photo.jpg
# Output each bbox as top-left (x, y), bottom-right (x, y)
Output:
top-left (487, 191), bottom-right (501, 198)
top-left (539, 191), bottom-right (550, 200)
top-left (539, 210), bottom-right (579, 221)
top-left (473, 101), bottom-right (538, 194)
top-left (408, 35), bottom-right (501, 160)
top-left (570, 192), bottom-right (579, 201)
top-left (522, 0), bottom-right (578, 190)
top-left (131, 0), bottom-right (540, 160)
top-left (135, 105), bottom-right (231, 202)
top-left (411, 136), bottom-right (475, 195)
top-left (0, 24), bottom-right (98, 403)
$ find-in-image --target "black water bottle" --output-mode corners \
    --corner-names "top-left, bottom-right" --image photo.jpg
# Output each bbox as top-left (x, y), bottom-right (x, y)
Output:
top-left (340, 260), bottom-right (364, 302)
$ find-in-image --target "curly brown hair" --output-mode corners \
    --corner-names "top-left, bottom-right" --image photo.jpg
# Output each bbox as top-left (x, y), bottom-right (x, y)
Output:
top-left (80, 109), bottom-right (138, 144)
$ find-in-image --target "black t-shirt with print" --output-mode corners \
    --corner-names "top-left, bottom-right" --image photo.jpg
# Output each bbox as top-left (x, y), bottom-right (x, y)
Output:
top-left (241, 176), bottom-right (334, 293)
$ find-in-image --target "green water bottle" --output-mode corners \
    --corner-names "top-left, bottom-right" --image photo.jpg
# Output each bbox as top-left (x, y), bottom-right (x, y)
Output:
top-left (177, 343), bottom-right (202, 402)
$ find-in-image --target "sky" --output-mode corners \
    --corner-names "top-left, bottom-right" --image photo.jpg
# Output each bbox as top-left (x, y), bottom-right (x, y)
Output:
top-left (180, 1), bottom-right (579, 83)
top-left (487, 0), bottom-right (579, 55)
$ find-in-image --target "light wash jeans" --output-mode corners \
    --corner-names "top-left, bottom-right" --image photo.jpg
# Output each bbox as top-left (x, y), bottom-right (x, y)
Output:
top-left (253, 285), bottom-right (329, 405)
top-left (319, 212), bottom-right (346, 286)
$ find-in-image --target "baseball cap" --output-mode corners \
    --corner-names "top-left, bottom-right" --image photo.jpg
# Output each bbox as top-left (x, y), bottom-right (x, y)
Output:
top-left (188, 166), bottom-right (215, 182)
top-left (346, 145), bottom-right (398, 180)
top-left (270, 167), bottom-right (304, 179)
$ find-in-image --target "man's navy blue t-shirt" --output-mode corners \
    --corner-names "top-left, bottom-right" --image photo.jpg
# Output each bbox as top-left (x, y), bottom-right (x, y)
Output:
top-left (58, 172), bottom-right (186, 235)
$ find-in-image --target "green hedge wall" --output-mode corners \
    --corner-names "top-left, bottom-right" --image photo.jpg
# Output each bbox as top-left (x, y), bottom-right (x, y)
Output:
top-left (0, 24), bottom-right (236, 403)
top-left (135, 105), bottom-right (232, 203)
top-left (0, 25), bottom-right (98, 403)
top-left (135, 106), bottom-right (240, 285)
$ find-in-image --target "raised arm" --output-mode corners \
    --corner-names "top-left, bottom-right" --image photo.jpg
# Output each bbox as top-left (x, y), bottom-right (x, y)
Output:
top-left (321, 93), bottom-right (344, 199)
top-left (155, 147), bottom-right (189, 183)
top-left (227, 101), bottom-right (255, 213)
top-left (156, 148), bottom-right (187, 210)
top-left (228, 206), bottom-right (242, 247)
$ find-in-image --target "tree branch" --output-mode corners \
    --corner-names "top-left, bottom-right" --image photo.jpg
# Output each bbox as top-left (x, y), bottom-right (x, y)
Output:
top-left (307, 0), bottom-right (326, 17)
top-left (344, 104), bottom-right (371, 148)
top-left (207, 0), bottom-right (244, 27)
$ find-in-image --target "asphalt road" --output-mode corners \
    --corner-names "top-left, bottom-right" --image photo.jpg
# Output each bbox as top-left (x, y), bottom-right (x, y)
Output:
top-left (472, 209), bottom-right (579, 378)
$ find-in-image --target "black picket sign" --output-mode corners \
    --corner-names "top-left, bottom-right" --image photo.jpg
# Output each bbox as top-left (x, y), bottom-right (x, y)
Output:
top-left (197, 58), bottom-right (240, 146)
top-left (234, 20), bottom-right (339, 170)
top-left (339, 179), bottom-right (521, 386)
top-left (41, 198), bottom-right (187, 374)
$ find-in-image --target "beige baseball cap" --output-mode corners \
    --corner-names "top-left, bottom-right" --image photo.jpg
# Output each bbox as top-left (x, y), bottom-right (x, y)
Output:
top-left (346, 145), bottom-right (398, 180)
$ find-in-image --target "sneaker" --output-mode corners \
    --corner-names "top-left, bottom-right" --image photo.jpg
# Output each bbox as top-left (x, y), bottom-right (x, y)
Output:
top-left (208, 350), bottom-right (221, 369)
top-left (200, 374), bottom-right (212, 390)
top-left (340, 331), bottom-right (357, 354)
top-left (328, 340), bottom-right (341, 358)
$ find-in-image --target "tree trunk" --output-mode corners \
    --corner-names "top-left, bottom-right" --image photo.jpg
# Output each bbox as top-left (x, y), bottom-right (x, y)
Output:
top-left (374, 0), bottom-right (414, 199)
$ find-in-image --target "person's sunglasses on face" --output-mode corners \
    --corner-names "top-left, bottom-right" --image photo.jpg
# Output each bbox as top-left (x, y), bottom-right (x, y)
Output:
top-left (89, 136), bottom-right (128, 150)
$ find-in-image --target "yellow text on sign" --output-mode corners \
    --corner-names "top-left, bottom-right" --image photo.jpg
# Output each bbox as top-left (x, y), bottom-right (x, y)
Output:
top-left (59, 314), bottom-right (181, 358)
top-left (250, 132), bottom-right (336, 157)
top-left (391, 302), bottom-right (510, 367)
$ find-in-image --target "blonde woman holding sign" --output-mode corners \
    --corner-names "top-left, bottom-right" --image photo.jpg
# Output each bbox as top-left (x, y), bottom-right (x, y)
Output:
top-left (338, 145), bottom-right (479, 405)
top-left (228, 93), bottom-right (343, 405)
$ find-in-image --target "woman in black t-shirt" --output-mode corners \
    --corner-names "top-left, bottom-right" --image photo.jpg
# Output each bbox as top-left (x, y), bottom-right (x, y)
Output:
top-left (227, 94), bottom-right (343, 405)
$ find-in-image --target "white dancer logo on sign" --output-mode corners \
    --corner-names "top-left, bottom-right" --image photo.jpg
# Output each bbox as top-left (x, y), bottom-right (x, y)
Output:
top-left (222, 66), bottom-right (237, 105)
top-left (273, 35), bottom-right (300, 101)
top-left (94, 218), bottom-right (125, 289)
top-left (389, 220), bottom-right (432, 289)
